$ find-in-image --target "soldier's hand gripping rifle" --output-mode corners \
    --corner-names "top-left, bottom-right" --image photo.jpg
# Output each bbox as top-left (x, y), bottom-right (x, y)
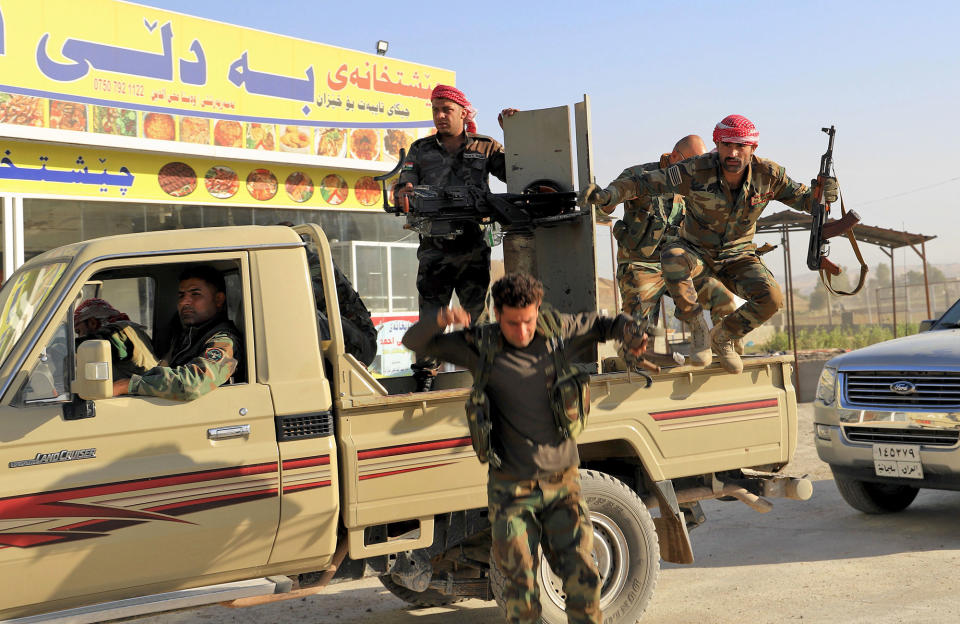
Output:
top-left (374, 149), bottom-right (585, 238)
top-left (806, 126), bottom-right (868, 295)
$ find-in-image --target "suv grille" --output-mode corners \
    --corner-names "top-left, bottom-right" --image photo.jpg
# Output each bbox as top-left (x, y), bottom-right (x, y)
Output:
top-left (843, 371), bottom-right (960, 409)
top-left (843, 426), bottom-right (960, 447)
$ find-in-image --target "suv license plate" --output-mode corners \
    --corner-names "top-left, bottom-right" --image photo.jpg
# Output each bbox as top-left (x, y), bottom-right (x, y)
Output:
top-left (873, 443), bottom-right (923, 480)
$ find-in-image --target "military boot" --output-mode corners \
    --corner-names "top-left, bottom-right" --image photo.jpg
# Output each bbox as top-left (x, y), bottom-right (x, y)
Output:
top-left (734, 337), bottom-right (745, 356)
top-left (685, 314), bottom-right (712, 367)
top-left (710, 324), bottom-right (743, 374)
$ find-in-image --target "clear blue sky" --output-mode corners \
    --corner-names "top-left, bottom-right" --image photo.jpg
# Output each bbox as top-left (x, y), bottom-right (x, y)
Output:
top-left (139, 0), bottom-right (960, 283)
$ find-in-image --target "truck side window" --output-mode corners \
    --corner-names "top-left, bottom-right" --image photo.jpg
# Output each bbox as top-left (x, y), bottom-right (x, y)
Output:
top-left (15, 315), bottom-right (72, 406)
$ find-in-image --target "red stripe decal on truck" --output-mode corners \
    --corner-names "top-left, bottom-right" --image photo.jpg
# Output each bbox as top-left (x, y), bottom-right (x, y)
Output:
top-left (359, 462), bottom-right (454, 480)
top-left (650, 398), bottom-right (779, 421)
top-left (357, 437), bottom-right (472, 461)
top-left (282, 455), bottom-right (330, 470)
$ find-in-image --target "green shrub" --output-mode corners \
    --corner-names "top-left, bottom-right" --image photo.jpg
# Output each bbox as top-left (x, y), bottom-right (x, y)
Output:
top-left (761, 323), bottom-right (919, 352)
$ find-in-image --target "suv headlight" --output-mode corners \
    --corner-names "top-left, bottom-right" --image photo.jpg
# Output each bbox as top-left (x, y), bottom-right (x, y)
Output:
top-left (815, 366), bottom-right (838, 405)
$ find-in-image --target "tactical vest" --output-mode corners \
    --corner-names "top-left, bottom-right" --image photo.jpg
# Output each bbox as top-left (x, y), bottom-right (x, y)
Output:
top-left (465, 306), bottom-right (592, 469)
top-left (613, 194), bottom-right (684, 262)
top-left (165, 313), bottom-right (245, 383)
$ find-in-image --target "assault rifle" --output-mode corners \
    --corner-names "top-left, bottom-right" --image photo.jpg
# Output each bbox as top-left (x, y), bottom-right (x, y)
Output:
top-left (374, 149), bottom-right (584, 238)
top-left (806, 126), bottom-right (868, 295)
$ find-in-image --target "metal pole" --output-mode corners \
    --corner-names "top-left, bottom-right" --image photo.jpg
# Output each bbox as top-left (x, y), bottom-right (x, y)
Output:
top-left (609, 224), bottom-right (620, 314)
top-left (890, 246), bottom-right (897, 337)
top-left (783, 226), bottom-right (800, 393)
top-left (921, 241), bottom-right (932, 319)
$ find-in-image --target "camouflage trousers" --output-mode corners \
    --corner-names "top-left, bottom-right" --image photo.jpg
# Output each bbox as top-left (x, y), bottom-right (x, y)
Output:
top-left (616, 261), bottom-right (737, 326)
top-left (488, 466), bottom-right (602, 624)
top-left (412, 243), bottom-right (490, 373)
top-left (661, 240), bottom-right (784, 338)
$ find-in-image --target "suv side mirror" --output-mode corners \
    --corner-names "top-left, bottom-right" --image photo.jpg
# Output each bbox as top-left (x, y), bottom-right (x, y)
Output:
top-left (919, 320), bottom-right (935, 332)
top-left (71, 340), bottom-right (113, 400)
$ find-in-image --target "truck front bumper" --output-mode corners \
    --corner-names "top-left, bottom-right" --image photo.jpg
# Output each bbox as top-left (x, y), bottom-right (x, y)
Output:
top-left (814, 403), bottom-right (960, 491)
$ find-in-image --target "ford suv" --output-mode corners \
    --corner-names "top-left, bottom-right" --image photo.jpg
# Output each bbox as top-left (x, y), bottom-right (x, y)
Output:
top-left (814, 298), bottom-right (960, 513)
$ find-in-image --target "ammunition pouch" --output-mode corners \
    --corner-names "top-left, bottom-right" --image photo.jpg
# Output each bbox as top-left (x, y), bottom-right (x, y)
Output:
top-left (465, 388), bottom-right (501, 469)
top-left (613, 195), bottom-right (683, 260)
top-left (548, 353), bottom-right (592, 440)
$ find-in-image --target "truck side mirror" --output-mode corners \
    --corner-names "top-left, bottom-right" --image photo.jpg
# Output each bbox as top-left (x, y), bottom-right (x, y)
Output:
top-left (71, 340), bottom-right (113, 400)
top-left (919, 320), bottom-right (935, 332)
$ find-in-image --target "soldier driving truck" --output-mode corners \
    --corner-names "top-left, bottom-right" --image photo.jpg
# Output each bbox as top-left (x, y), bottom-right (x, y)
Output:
top-left (583, 114), bottom-right (840, 375)
top-left (0, 100), bottom-right (811, 624)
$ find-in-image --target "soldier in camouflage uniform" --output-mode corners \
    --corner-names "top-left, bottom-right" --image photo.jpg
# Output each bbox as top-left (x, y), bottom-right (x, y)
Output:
top-left (397, 84), bottom-right (507, 392)
top-left (113, 265), bottom-right (243, 401)
top-left (607, 136), bottom-right (736, 328)
top-left (74, 297), bottom-right (159, 379)
top-left (586, 115), bottom-right (838, 373)
top-left (403, 274), bottom-right (649, 624)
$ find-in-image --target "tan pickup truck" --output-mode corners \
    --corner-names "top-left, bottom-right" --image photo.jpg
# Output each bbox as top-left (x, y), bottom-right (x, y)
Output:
top-left (0, 223), bottom-right (809, 624)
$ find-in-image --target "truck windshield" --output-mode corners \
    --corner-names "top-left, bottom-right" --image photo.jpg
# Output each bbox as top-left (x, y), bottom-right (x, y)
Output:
top-left (934, 298), bottom-right (960, 329)
top-left (0, 262), bottom-right (68, 370)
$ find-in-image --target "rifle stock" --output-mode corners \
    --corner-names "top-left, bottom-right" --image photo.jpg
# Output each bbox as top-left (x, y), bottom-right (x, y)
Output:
top-left (821, 209), bottom-right (861, 240)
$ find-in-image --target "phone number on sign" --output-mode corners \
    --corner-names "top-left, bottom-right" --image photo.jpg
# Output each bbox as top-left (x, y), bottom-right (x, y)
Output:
top-left (93, 78), bottom-right (144, 97)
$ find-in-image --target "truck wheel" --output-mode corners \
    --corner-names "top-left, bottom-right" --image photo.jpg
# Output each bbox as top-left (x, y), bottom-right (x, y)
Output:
top-left (833, 471), bottom-right (919, 513)
top-left (378, 575), bottom-right (466, 607)
top-left (490, 469), bottom-right (659, 623)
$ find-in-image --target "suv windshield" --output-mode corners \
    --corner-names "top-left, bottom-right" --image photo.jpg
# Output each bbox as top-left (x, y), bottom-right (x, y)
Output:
top-left (0, 262), bottom-right (68, 370)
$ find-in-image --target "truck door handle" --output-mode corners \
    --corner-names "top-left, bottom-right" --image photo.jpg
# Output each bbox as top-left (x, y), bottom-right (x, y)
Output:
top-left (207, 425), bottom-right (251, 440)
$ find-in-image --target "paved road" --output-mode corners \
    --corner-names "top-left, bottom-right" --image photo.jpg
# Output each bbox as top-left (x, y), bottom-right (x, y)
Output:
top-left (139, 404), bottom-right (960, 624)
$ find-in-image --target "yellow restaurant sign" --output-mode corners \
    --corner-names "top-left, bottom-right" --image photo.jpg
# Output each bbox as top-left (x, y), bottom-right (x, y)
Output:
top-left (0, 141), bottom-right (400, 209)
top-left (0, 0), bottom-right (453, 206)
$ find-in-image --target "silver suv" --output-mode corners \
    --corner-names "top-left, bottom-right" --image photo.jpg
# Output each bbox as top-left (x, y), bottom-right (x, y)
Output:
top-left (814, 298), bottom-right (960, 513)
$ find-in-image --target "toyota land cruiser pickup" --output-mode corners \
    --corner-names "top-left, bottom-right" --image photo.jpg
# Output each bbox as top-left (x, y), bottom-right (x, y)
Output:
top-left (0, 223), bottom-right (810, 624)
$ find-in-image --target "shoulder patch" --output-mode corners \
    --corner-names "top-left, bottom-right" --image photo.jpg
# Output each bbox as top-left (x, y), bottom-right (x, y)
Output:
top-left (667, 165), bottom-right (682, 186)
top-left (204, 347), bottom-right (225, 363)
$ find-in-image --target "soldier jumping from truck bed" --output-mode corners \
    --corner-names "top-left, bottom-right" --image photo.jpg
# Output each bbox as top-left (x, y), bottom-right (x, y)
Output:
top-left (113, 265), bottom-right (243, 401)
top-left (602, 135), bottom-right (738, 355)
top-left (584, 114), bottom-right (837, 374)
top-left (402, 273), bottom-right (648, 624)
top-left (397, 85), bottom-right (507, 392)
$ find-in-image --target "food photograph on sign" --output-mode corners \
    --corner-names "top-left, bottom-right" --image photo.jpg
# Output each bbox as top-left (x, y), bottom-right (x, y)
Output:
top-left (179, 117), bottom-right (210, 145)
top-left (0, 94), bottom-right (44, 127)
top-left (158, 162), bottom-right (198, 197)
top-left (315, 128), bottom-right (347, 158)
top-left (49, 101), bottom-right (87, 132)
top-left (278, 125), bottom-right (312, 153)
top-left (246, 123), bottom-right (276, 151)
top-left (204, 165), bottom-right (240, 199)
top-left (285, 172), bottom-right (314, 203)
top-left (349, 128), bottom-right (380, 161)
top-left (246, 168), bottom-right (278, 201)
top-left (143, 113), bottom-right (176, 141)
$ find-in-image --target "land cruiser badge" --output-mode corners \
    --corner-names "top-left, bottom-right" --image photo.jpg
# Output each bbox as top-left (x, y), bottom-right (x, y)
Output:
top-left (9, 448), bottom-right (96, 468)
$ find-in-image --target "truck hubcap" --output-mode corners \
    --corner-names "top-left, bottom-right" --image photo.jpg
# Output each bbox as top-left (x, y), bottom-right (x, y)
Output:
top-left (539, 511), bottom-right (629, 611)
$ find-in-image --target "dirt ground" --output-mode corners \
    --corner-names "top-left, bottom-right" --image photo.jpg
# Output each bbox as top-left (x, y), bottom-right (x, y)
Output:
top-left (138, 403), bottom-right (960, 624)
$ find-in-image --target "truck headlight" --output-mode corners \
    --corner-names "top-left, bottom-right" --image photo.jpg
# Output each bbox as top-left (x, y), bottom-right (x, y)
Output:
top-left (815, 366), bottom-right (838, 406)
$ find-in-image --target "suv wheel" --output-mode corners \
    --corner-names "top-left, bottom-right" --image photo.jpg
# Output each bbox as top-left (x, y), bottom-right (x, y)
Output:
top-left (832, 470), bottom-right (919, 513)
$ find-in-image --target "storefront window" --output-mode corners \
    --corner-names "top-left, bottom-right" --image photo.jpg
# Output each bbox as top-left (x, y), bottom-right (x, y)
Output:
top-left (22, 198), bottom-right (419, 314)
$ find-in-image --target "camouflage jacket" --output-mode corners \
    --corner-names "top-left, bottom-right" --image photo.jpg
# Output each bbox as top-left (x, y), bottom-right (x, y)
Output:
top-left (82, 320), bottom-right (158, 379)
top-left (398, 132), bottom-right (507, 253)
top-left (129, 315), bottom-right (241, 401)
top-left (613, 156), bottom-right (684, 265)
top-left (605, 152), bottom-right (812, 258)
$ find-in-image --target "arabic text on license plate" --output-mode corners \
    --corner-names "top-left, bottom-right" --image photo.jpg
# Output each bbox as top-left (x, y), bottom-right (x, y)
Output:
top-left (873, 443), bottom-right (923, 480)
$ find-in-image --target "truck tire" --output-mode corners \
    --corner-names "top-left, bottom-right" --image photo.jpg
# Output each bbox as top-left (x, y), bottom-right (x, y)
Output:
top-left (378, 575), bottom-right (466, 607)
top-left (490, 469), bottom-right (659, 623)
top-left (833, 471), bottom-right (919, 513)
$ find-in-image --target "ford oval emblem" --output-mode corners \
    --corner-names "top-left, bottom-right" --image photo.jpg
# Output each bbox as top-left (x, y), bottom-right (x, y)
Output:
top-left (890, 380), bottom-right (917, 395)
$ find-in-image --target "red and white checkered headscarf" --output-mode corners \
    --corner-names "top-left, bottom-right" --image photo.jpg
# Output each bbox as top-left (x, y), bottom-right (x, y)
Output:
top-left (74, 298), bottom-right (129, 324)
top-left (431, 85), bottom-right (477, 133)
top-left (713, 114), bottom-right (759, 146)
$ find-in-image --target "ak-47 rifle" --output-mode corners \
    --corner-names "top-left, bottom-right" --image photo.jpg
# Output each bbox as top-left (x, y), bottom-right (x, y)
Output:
top-left (374, 149), bottom-right (585, 238)
top-left (806, 126), bottom-right (868, 295)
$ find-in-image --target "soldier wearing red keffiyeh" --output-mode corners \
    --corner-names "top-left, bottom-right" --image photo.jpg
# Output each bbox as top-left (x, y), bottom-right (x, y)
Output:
top-left (584, 114), bottom-right (839, 374)
top-left (74, 297), bottom-right (159, 380)
top-left (397, 84), bottom-right (507, 392)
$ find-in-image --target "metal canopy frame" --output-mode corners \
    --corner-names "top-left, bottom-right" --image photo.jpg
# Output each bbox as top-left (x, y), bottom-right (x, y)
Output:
top-left (756, 210), bottom-right (936, 393)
